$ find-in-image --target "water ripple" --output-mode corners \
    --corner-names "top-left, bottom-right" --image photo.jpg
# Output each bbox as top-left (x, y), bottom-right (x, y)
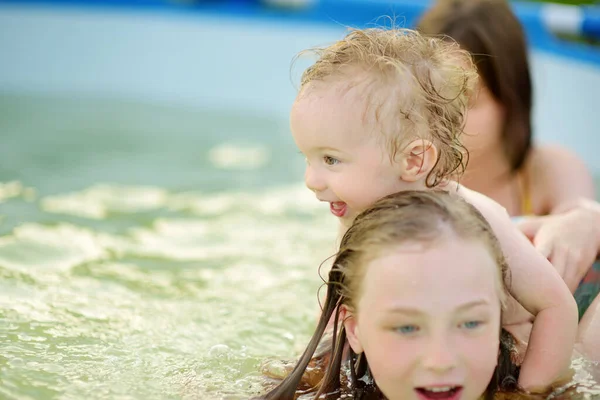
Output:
top-left (1, 182), bottom-right (335, 399)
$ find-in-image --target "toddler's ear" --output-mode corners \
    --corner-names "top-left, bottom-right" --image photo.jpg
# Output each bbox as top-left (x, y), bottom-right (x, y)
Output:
top-left (341, 305), bottom-right (363, 354)
top-left (400, 139), bottom-right (438, 182)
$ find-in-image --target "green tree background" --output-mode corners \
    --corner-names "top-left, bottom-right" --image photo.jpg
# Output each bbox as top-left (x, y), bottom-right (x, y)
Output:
top-left (527, 0), bottom-right (598, 4)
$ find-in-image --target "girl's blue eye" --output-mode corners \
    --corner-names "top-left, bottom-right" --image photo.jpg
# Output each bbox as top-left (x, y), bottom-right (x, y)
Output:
top-left (323, 156), bottom-right (339, 166)
top-left (395, 325), bottom-right (419, 335)
top-left (461, 321), bottom-right (482, 329)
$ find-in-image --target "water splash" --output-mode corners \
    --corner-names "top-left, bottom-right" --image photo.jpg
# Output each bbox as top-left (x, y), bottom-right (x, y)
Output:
top-left (208, 143), bottom-right (270, 170)
top-left (0, 182), bottom-right (335, 400)
top-left (41, 184), bottom-right (169, 220)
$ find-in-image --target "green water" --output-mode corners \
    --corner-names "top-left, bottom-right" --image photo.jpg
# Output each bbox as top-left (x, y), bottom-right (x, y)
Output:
top-left (1, 94), bottom-right (600, 400)
top-left (0, 94), bottom-right (338, 399)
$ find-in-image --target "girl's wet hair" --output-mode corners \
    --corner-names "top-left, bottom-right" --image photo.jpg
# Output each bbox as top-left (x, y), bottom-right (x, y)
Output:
top-left (417, 0), bottom-right (533, 172)
top-left (294, 27), bottom-right (478, 187)
top-left (258, 190), bottom-right (520, 400)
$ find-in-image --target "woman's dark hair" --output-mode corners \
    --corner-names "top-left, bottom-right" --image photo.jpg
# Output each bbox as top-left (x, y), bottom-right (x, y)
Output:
top-left (418, 0), bottom-right (533, 172)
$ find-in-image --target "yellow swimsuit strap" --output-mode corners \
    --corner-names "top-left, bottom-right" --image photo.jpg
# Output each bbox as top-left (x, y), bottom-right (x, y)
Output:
top-left (519, 170), bottom-right (533, 216)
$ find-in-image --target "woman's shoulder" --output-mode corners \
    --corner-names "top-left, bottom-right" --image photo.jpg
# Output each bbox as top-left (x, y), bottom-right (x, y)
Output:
top-left (524, 145), bottom-right (594, 214)
top-left (526, 145), bottom-right (587, 173)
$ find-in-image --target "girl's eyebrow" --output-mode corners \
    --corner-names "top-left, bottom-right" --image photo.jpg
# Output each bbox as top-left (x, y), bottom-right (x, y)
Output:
top-left (384, 299), bottom-right (491, 315)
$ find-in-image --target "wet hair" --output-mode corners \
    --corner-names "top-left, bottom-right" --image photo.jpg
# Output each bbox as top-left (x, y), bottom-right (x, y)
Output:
top-left (258, 190), bottom-right (520, 400)
top-left (295, 27), bottom-right (478, 187)
top-left (417, 0), bottom-right (533, 172)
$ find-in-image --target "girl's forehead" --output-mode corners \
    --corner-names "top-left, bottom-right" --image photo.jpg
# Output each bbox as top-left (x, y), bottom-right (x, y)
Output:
top-left (356, 238), bottom-right (501, 312)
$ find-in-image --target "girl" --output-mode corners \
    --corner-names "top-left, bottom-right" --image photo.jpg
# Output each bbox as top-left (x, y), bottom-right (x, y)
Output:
top-left (259, 190), bottom-right (532, 399)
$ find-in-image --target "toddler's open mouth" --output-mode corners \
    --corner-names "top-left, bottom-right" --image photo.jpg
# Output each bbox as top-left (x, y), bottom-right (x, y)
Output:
top-left (329, 202), bottom-right (347, 217)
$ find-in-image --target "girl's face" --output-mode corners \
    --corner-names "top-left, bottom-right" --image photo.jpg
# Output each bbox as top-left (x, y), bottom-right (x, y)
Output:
top-left (344, 234), bottom-right (502, 400)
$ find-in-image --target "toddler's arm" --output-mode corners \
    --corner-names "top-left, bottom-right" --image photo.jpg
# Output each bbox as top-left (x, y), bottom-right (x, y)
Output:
top-left (463, 188), bottom-right (578, 392)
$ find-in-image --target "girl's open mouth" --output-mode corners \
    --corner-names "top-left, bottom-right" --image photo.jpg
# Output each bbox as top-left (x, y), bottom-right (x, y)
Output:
top-left (415, 386), bottom-right (463, 400)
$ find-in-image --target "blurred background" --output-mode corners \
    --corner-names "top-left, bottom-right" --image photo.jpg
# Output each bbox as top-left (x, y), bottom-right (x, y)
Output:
top-left (0, 0), bottom-right (599, 399)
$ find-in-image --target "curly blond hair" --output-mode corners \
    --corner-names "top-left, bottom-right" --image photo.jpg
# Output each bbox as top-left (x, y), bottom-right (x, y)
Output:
top-left (297, 27), bottom-right (477, 187)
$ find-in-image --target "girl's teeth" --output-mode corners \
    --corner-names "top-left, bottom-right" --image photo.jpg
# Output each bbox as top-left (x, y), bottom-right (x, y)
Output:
top-left (427, 387), bottom-right (453, 392)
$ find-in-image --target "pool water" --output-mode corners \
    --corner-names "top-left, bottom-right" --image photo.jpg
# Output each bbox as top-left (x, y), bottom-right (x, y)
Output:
top-left (1, 94), bottom-right (600, 399)
top-left (0, 94), bottom-right (339, 399)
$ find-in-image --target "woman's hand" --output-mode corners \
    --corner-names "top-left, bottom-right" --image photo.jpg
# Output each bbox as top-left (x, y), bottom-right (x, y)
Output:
top-left (518, 204), bottom-right (600, 293)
